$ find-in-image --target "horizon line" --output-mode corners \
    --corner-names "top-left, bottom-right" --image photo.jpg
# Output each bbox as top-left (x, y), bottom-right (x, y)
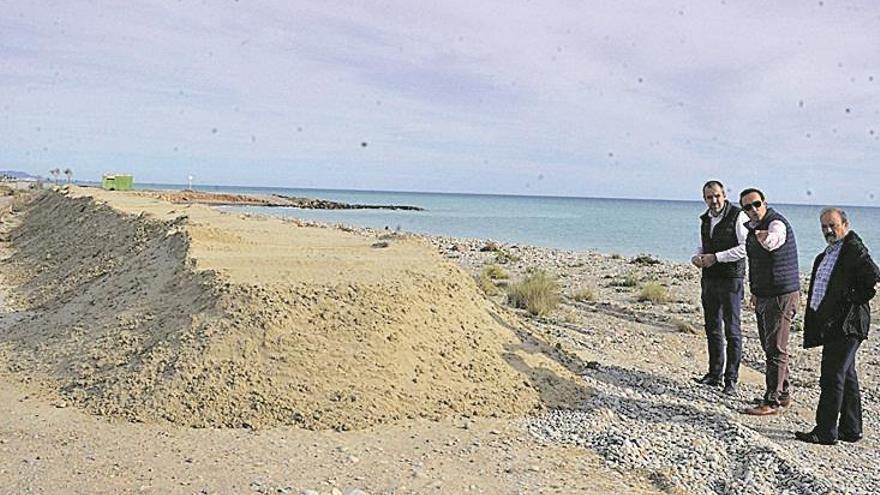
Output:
top-left (69, 179), bottom-right (880, 210)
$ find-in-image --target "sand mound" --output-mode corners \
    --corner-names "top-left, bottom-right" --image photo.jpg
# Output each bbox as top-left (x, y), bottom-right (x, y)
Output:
top-left (0, 188), bottom-right (587, 429)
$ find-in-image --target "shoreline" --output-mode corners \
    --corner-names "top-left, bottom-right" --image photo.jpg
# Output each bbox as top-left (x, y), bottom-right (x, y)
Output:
top-left (221, 202), bottom-right (857, 272)
top-left (254, 210), bottom-right (824, 281)
top-left (73, 180), bottom-right (880, 210)
top-left (76, 183), bottom-right (880, 270)
top-left (98, 186), bottom-right (425, 211)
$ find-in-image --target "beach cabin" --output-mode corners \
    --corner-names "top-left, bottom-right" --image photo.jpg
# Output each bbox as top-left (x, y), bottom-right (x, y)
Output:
top-left (101, 174), bottom-right (134, 191)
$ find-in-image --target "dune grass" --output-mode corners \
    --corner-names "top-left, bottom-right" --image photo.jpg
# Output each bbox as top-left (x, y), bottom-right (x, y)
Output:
top-left (571, 286), bottom-right (597, 302)
top-left (638, 281), bottom-right (668, 303)
top-left (481, 264), bottom-right (509, 280)
top-left (476, 274), bottom-right (500, 296)
top-left (494, 248), bottom-right (520, 265)
top-left (507, 270), bottom-right (560, 316)
top-left (609, 273), bottom-right (639, 288)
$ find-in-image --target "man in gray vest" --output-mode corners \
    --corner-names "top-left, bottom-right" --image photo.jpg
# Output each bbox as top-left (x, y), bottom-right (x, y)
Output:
top-left (691, 180), bottom-right (748, 396)
top-left (740, 188), bottom-right (800, 416)
top-left (795, 207), bottom-right (880, 444)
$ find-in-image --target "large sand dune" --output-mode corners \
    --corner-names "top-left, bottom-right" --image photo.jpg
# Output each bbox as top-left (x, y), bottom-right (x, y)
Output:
top-left (0, 187), bottom-right (586, 430)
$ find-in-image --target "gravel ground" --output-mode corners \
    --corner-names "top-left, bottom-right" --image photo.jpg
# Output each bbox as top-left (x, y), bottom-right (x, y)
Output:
top-left (419, 234), bottom-right (880, 495)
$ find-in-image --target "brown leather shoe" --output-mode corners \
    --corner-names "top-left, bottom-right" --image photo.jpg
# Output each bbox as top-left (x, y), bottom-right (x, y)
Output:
top-left (743, 404), bottom-right (780, 416)
top-left (751, 397), bottom-right (792, 407)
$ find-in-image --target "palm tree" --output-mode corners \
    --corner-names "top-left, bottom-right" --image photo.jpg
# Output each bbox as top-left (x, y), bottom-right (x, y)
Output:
top-left (63, 168), bottom-right (73, 184)
top-left (49, 168), bottom-right (61, 184)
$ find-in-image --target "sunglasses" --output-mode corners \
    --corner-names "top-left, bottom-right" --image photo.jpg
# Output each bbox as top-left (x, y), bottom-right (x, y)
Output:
top-left (742, 200), bottom-right (763, 212)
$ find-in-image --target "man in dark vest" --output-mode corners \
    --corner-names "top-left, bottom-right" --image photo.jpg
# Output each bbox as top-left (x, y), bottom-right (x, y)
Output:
top-left (795, 207), bottom-right (880, 444)
top-left (740, 188), bottom-right (800, 415)
top-left (690, 180), bottom-right (748, 396)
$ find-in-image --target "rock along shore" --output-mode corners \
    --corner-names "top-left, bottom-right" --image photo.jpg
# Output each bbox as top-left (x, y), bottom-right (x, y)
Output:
top-left (131, 189), bottom-right (424, 211)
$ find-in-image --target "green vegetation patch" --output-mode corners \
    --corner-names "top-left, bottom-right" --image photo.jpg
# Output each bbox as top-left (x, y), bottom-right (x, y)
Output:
top-left (638, 281), bottom-right (668, 303)
top-left (609, 273), bottom-right (639, 288)
top-left (481, 264), bottom-right (509, 280)
top-left (494, 248), bottom-right (520, 265)
top-left (507, 270), bottom-right (561, 316)
top-left (475, 274), bottom-right (500, 296)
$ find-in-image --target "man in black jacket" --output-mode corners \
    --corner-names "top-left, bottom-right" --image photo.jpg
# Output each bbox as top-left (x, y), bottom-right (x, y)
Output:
top-left (691, 180), bottom-right (748, 395)
top-left (795, 207), bottom-right (880, 445)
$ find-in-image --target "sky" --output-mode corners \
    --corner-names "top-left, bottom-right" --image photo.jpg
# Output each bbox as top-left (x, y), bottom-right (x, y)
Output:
top-left (1, 1), bottom-right (879, 205)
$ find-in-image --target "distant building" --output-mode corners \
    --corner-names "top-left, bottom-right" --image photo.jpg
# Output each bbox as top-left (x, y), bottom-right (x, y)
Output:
top-left (0, 170), bottom-right (41, 182)
top-left (0, 172), bottom-right (43, 190)
top-left (101, 174), bottom-right (134, 191)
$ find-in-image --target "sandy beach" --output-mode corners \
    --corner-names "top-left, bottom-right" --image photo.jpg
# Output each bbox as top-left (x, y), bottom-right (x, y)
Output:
top-left (2, 187), bottom-right (879, 494)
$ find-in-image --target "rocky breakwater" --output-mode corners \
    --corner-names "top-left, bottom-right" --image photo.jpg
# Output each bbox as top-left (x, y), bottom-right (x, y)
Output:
top-left (270, 194), bottom-right (423, 211)
top-left (131, 189), bottom-right (423, 210)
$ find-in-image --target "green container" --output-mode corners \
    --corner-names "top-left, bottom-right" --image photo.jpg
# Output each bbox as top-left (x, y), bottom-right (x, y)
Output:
top-left (101, 174), bottom-right (133, 191)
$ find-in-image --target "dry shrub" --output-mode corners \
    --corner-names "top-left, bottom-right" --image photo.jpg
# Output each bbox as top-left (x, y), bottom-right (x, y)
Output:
top-left (480, 241), bottom-right (500, 252)
top-left (494, 249), bottom-right (520, 264)
top-left (507, 270), bottom-right (560, 316)
top-left (610, 274), bottom-right (639, 288)
top-left (10, 193), bottom-right (33, 213)
top-left (476, 274), bottom-right (500, 296)
top-left (481, 264), bottom-right (509, 280)
top-left (631, 253), bottom-right (661, 265)
top-left (559, 307), bottom-right (581, 324)
top-left (638, 282), bottom-right (668, 303)
top-left (671, 318), bottom-right (698, 334)
top-left (571, 287), bottom-right (597, 302)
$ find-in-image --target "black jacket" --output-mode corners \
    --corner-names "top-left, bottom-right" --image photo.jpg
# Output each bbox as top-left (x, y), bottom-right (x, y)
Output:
top-left (803, 231), bottom-right (880, 348)
top-left (745, 208), bottom-right (800, 296)
top-left (700, 201), bottom-right (746, 279)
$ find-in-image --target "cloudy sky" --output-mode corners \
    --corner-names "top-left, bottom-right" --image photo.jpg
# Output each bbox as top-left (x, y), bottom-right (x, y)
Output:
top-left (1, 1), bottom-right (879, 204)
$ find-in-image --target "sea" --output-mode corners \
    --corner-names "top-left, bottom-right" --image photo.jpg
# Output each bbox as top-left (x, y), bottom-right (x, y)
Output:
top-left (133, 183), bottom-right (880, 270)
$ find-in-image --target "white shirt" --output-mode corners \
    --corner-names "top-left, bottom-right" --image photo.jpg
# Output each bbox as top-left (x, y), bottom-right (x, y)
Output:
top-left (749, 219), bottom-right (788, 252)
top-left (694, 210), bottom-right (749, 262)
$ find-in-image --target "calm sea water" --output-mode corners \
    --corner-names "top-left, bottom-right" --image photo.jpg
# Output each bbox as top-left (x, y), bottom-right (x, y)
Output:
top-left (136, 183), bottom-right (880, 270)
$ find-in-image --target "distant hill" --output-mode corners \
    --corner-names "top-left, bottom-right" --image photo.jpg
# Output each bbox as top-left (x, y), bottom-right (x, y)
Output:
top-left (0, 170), bottom-right (42, 180)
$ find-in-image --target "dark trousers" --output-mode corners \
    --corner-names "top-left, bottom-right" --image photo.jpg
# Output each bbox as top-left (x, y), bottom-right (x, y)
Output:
top-left (700, 277), bottom-right (743, 384)
top-left (815, 336), bottom-right (862, 439)
top-left (755, 291), bottom-right (799, 405)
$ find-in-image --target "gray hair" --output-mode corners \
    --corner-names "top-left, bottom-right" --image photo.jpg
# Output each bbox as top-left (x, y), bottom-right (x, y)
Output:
top-left (702, 180), bottom-right (724, 192)
top-left (820, 206), bottom-right (849, 225)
